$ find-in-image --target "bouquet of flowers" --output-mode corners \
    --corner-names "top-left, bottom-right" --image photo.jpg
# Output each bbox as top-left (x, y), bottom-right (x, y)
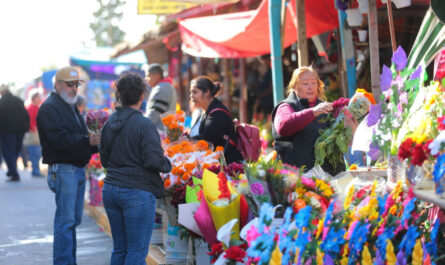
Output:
top-left (367, 46), bottom-right (424, 159)
top-left (161, 109), bottom-right (185, 143)
top-left (315, 89), bottom-right (375, 171)
top-left (86, 109), bottom-right (109, 133)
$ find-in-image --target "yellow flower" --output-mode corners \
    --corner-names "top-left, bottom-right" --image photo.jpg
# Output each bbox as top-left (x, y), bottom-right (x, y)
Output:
top-left (389, 205), bottom-right (398, 215)
top-left (316, 248), bottom-right (324, 265)
top-left (270, 245), bottom-right (282, 265)
top-left (344, 186), bottom-right (355, 209)
top-left (362, 245), bottom-right (372, 265)
top-left (370, 181), bottom-right (377, 197)
top-left (386, 240), bottom-right (396, 265)
top-left (316, 217), bottom-right (324, 238)
top-left (412, 239), bottom-right (423, 265)
top-left (315, 179), bottom-right (333, 198)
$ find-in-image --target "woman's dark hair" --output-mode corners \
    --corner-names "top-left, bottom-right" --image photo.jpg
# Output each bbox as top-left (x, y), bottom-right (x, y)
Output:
top-left (191, 76), bottom-right (221, 97)
top-left (115, 72), bottom-right (146, 106)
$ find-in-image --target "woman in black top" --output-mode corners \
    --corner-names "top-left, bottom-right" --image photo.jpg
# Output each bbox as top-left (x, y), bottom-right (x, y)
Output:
top-left (189, 76), bottom-right (243, 164)
top-left (99, 72), bottom-right (171, 265)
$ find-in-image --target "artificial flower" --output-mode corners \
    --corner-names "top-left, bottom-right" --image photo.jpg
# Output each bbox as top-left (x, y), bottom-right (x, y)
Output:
top-left (380, 65), bottom-right (393, 92)
top-left (396, 250), bottom-right (407, 265)
top-left (224, 245), bottom-right (246, 262)
top-left (392, 46), bottom-right (408, 71)
top-left (411, 239), bottom-right (423, 265)
top-left (386, 240), bottom-right (397, 265)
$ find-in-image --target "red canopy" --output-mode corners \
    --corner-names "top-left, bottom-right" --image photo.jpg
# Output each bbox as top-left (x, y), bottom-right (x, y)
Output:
top-left (179, 0), bottom-right (339, 58)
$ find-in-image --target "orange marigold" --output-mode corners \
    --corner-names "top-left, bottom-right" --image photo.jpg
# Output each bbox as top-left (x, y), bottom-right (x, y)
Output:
top-left (164, 178), bottom-right (171, 188)
top-left (215, 146), bottom-right (224, 152)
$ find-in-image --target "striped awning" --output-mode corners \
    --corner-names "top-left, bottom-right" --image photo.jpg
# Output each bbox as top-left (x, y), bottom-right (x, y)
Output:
top-left (406, 6), bottom-right (445, 70)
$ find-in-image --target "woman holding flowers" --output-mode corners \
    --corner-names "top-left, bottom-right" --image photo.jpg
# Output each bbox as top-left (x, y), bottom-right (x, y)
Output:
top-left (99, 72), bottom-right (172, 265)
top-left (189, 76), bottom-right (243, 164)
top-left (272, 66), bottom-right (356, 174)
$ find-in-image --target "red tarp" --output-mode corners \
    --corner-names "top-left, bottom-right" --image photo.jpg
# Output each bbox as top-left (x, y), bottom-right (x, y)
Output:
top-left (179, 0), bottom-right (339, 58)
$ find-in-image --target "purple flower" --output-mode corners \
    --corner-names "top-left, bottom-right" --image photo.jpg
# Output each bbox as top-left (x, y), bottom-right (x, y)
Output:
top-left (392, 46), bottom-right (407, 71)
top-left (375, 249), bottom-right (384, 265)
top-left (396, 250), bottom-right (407, 265)
top-left (367, 103), bottom-right (382, 126)
top-left (251, 182), bottom-right (264, 195)
top-left (323, 254), bottom-right (334, 265)
top-left (380, 65), bottom-right (392, 91)
top-left (399, 91), bottom-right (408, 104)
top-left (368, 141), bottom-right (381, 160)
top-left (410, 65), bottom-right (422, 80)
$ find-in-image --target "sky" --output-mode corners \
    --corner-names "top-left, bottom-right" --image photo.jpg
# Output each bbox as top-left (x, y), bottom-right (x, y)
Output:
top-left (0, 0), bottom-right (157, 89)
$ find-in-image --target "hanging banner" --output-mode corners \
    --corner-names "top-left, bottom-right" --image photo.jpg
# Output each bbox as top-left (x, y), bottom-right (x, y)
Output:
top-left (137, 0), bottom-right (196, 15)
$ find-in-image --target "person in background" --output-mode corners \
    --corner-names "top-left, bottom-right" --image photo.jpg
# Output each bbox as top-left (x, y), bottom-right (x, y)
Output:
top-left (0, 84), bottom-right (30, 181)
top-left (189, 76), bottom-right (243, 164)
top-left (272, 66), bottom-right (357, 175)
top-left (75, 95), bottom-right (86, 117)
top-left (25, 89), bottom-right (43, 177)
top-left (37, 66), bottom-right (100, 265)
top-left (145, 63), bottom-right (177, 131)
top-left (99, 72), bottom-right (171, 265)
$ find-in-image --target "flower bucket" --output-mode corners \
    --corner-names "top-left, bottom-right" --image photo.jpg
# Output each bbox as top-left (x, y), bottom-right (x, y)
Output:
top-left (161, 196), bottom-right (179, 226)
top-left (393, 0), bottom-right (411, 8)
top-left (345, 8), bottom-right (363, 27)
top-left (89, 177), bottom-right (103, 206)
top-left (358, 30), bottom-right (368, 42)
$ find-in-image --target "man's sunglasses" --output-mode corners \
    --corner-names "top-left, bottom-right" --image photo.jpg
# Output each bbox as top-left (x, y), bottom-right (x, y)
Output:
top-left (63, 81), bottom-right (81, 87)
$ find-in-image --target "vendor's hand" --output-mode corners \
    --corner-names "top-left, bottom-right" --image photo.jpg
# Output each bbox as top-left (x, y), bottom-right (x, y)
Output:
top-left (89, 133), bottom-right (100, 146)
top-left (312, 102), bottom-right (333, 117)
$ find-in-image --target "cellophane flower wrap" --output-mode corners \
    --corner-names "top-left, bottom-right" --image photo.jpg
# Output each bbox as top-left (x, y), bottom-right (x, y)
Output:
top-left (315, 89), bottom-right (375, 170)
top-left (86, 109), bottom-right (109, 133)
top-left (161, 109), bottom-right (185, 143)
top-left (367, 46), bottom-right (424, 159)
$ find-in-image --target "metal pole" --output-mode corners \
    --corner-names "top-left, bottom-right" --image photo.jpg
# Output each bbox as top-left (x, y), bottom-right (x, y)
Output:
top-left (239, 58), bottom-right (247, 123)
top-left (386, 0), bottom-right (397, 51)
top-left (337, 6), bottom-right (357, 98)
top-left (269, 0), bottom-right (285, 105)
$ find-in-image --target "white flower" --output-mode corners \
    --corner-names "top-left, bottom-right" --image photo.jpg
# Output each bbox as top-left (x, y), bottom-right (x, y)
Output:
top-left (429, 131), bottom-right (445, 156)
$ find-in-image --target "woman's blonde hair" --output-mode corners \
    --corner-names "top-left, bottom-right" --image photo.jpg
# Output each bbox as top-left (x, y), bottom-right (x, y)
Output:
top-left (286, 66), bottom-right (326, 101)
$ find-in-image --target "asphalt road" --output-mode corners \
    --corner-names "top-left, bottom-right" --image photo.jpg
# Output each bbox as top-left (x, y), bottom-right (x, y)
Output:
top-left (0, 163), bottom-right (112, 265)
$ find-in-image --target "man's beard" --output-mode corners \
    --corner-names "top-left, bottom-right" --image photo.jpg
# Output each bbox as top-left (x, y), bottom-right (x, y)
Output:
top-left (59, 90), bottom-right (78, 105)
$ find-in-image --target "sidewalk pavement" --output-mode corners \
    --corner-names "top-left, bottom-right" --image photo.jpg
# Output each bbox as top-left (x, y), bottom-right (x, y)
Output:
top-left (0, 161), bottom-right (113, 265)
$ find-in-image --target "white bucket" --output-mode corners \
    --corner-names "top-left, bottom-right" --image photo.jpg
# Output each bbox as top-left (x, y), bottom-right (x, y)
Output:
top-left (393, 0), bottom-right (411, 8)
top-left (345, 8), bottom-right (363, 27)
top-left (358, 30), bottom-right (368, 42)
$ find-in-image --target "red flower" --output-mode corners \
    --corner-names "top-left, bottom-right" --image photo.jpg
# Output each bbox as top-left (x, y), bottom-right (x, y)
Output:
top-left (398, 138), bottom-right (414, 160)
top-left (354, 188), bottom-right (367, 200)
top-left (422, 139), bottom-right (433, 157)
top-left (411, 144), bottom-right (427, 166)
top-left (438, 116), bottom-right (445, 131)
top-left (217, 172), bottom-right (230, 199)
top-left (208, 243), bottom-right (224, 263)
top-left (332, 97), bottom-right (350, 118)
top-left (224, 246), bottom-right (246, 262)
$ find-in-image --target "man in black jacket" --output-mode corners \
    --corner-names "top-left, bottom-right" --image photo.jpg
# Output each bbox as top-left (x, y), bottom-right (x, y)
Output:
top-left (0, 84), bottom-right (30, 181)
top-left (36, 66), bottom-right (100, 265)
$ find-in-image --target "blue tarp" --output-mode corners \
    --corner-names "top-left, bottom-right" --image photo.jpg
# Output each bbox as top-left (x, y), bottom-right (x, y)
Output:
top-left (70, 47), bottom-right (147, 81)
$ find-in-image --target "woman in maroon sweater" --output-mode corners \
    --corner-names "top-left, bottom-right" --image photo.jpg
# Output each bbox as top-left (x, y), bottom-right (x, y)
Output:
top-left (271, 66), bottom-right (340, 174)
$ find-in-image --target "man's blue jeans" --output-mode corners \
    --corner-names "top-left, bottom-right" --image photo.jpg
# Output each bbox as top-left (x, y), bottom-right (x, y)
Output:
top-left (28, 145), bottom-right (42, 176)
top-left (47, 163), bottom-right (86, 265)
top-left (102, 183), bottom-right (157, 265)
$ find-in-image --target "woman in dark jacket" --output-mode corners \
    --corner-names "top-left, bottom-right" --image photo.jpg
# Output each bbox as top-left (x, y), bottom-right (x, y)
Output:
top-left (99, 72), bottom-right (171, 265)
top-left (189, 76), bottom-right (243, 164)
top-left (272, 66), bottom-right (344, 175)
